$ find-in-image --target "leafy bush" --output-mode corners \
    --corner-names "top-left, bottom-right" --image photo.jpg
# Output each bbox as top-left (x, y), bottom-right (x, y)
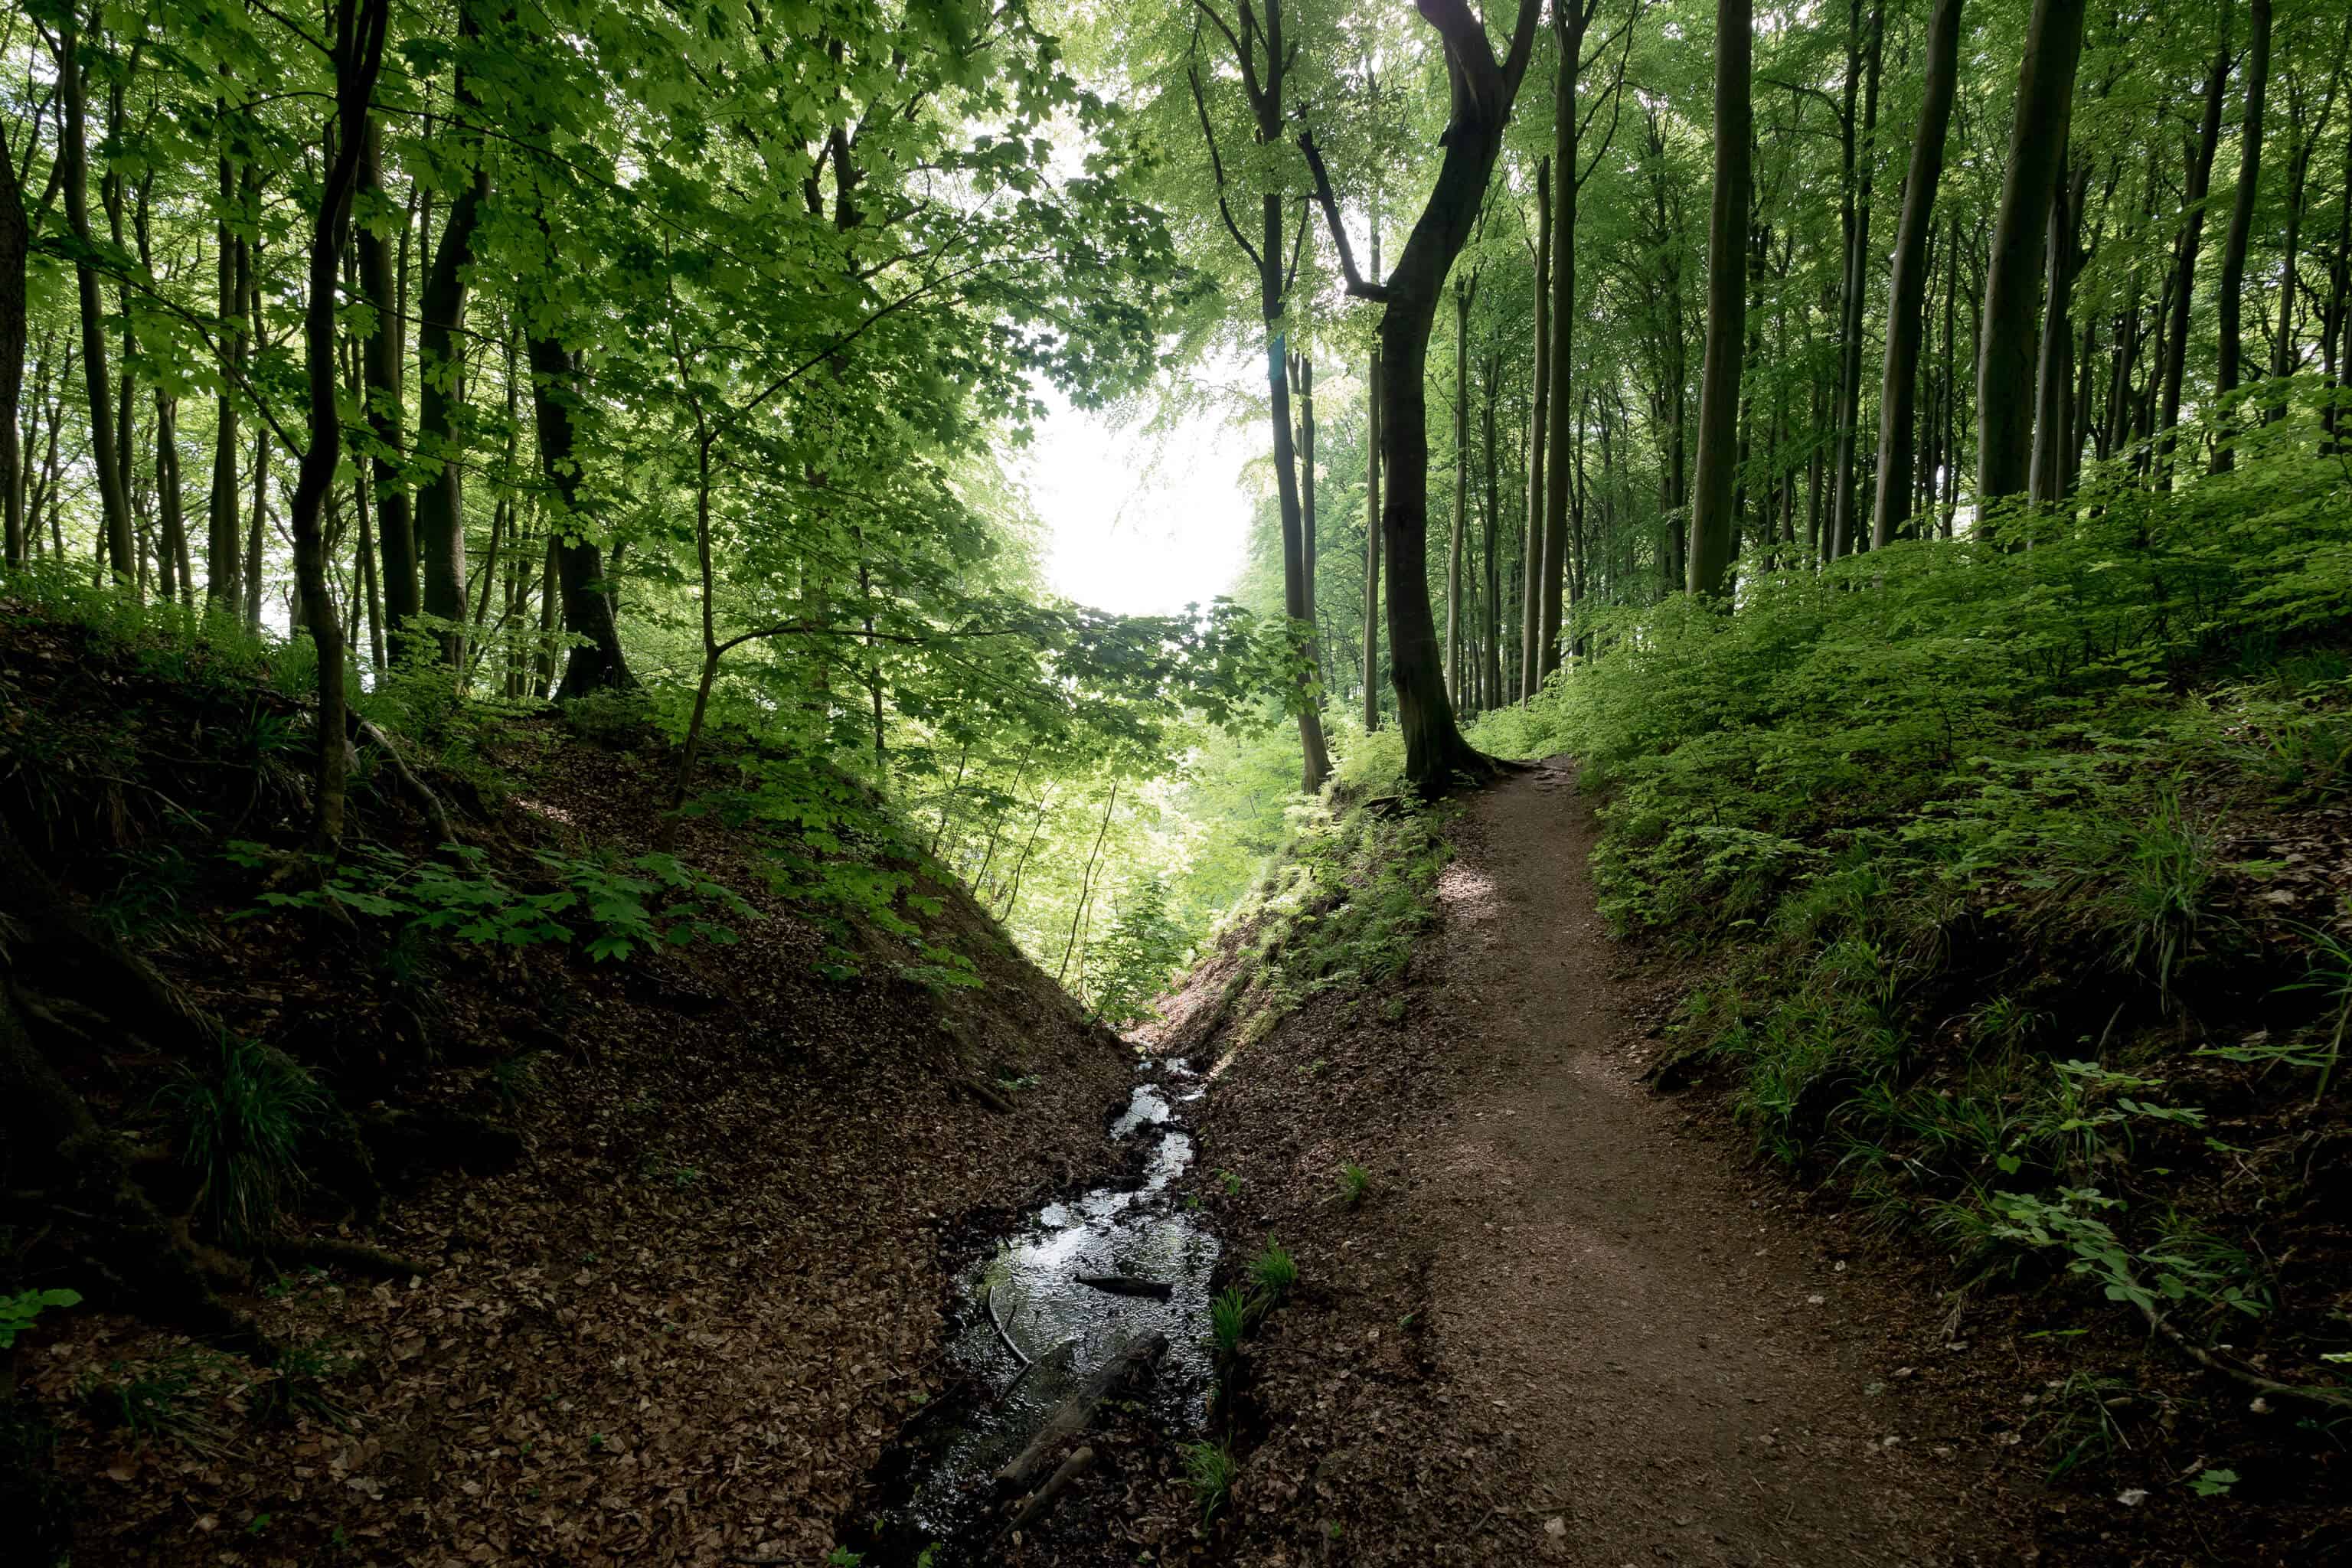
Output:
top-left (1084, 874), bottom-right (1191, 1024)
top-left (0, 1288), bottom-right (81, 1350)
top-left (238, 842), bottom-right (754, 962)
top-left (1181, 1438), bottom-right (1238, 1521)
top-left (1468, 422), bottom-right (2352, 1348)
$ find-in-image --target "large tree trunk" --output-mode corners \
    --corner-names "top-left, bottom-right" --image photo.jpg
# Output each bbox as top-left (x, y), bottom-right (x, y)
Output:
top-left (1686, 0), bottom-right (1753, 597)
top-left (1975, 0), bottom-right (2089, 505)
top-left (1521, 157), bottom-right (1549, 702)
top-left (2157, 7), bottom-right (2233, 481)
top-left (1263, 201), bottom-right (1331, 792)
top-left (525, 335), bottom-right (634, 697)
top-left (1540, 4), bottom-right (1589, 679)
top-left (57, 11), bottom-right (136, 590)
top-left (1869, 0), bottom-right (1962, 547)
top-left (291, 0), bottom-right (392, 845)
top-left (2213, 0), bottom-right (2271, 469)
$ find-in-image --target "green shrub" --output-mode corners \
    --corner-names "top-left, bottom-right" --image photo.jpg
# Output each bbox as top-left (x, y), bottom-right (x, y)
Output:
top-left (1180, 1439), bottom-right (1238, 1521)
top-left (158, 1034), bottom-right (328, 1246)
top-left (1084, 874), bottom-right (1191, 1024)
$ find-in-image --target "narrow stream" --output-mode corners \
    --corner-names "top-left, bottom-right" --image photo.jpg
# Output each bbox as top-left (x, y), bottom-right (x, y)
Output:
top-left (857, 1057), bottom-right (1217, 1559)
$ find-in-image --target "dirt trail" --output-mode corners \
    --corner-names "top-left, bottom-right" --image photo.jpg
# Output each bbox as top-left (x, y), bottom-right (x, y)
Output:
top-left (1423, 760), bottom-right (2027, 1567)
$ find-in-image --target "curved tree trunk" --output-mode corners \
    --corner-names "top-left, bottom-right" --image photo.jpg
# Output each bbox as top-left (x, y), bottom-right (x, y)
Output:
top-left (1870, 0), bottom-right (1962, 547)
top-left (1687, 0), bottom-right (1753, 597)
top-left (1975, 0), bottom-right (2089, 506)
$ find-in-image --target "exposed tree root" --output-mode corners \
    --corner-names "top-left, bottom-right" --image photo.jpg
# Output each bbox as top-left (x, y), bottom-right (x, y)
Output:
top-left (353, 716), bottom-right (459, 845)
top-left (2139, 1297), bottom-right (2352, 1414)
top-left (261, 1236), bottom-right (433, 1282)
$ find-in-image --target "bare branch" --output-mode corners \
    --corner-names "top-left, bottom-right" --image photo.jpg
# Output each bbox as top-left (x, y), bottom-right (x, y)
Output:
top-left (1187, 60), bottom-right (1264, 273)
top-left (1296, 127), bottom-right (1390, 301)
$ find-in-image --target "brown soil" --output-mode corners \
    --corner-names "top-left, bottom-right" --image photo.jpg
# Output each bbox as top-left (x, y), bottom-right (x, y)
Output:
top-left (3, 613), bottom-right (1141, 1568)
top-left (1160, 761), bottom-right (2040, 1566)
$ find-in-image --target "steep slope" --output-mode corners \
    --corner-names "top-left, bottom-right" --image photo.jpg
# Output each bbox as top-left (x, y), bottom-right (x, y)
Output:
top-left (0, 599), bottom-right (1137, 1566)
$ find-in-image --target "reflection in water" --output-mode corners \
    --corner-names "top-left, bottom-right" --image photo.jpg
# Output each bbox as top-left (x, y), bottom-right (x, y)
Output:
top-left (900, 1070), bottom-right (1217, 1539)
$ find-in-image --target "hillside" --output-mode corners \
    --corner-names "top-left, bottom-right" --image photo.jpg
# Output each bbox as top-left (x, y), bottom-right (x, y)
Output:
top-left (0, 596), bottom-right (1139, 1566)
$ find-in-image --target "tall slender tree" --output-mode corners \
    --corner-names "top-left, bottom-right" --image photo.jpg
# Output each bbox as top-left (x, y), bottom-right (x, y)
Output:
top-left (1870, 0), bottom-right (1962, 547)
top-left (1687, 0), bottom-right (1752, 597)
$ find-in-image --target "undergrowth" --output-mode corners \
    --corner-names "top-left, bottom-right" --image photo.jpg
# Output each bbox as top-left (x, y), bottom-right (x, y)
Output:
top-left (1470, 407), bottom-right (2352, 1396)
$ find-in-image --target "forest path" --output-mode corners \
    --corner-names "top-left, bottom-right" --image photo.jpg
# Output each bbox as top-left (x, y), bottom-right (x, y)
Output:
top-left (1418, 759), bottom-right (2027, 1566)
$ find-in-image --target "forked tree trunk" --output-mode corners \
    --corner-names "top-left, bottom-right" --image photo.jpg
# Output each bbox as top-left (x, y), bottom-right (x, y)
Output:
top-left (1687, 0), bottom-right (1753, 597)
top-left (1976, 0), bottom-right (2089, 506)
top-left (1306, 0), bottom-right (1543, 794)
top-left (1868, 0), bottom-right (1962, 547)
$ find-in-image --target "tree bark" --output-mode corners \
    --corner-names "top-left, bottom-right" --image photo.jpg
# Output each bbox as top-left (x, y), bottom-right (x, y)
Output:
top-left (354, 116), bottom-right (420, 639)
top-left (1305, 0), bottom-right (1544, 793)
top-left (2157, 6), bottom-right (2233, 482)
top-left (1869, 0), bottom-right (1962, 547)
top-left (1687, 0), bottom-right (1753, 598)
top-left (291, 0), bottom-right (392, 844)
top-left (2030, 162), bottom-right (2088, 505)
top-left (1828, 4), bottom-right (1884, 560)
top-left (2213, 0), bottom-right (2270, 469)
top-left (57, 10), bottom-right (136, 589)
top-left (1975, 0), bottom-right (2089, 506)
top-left (1447, 276), bottom-right (1470, 701)
top-left (525, 335), bottom-right (633, 697)
top-left (1521, 156), bottom-right (1550, 701)
top-left (1363, 225), bottom-right (1382, 733)
top-left (0, 96), bottom-right (34, 567)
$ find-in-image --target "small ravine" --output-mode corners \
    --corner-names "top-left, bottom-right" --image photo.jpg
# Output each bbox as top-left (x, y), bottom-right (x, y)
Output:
top-left (849, 1057), bottom-right (1218, 1562)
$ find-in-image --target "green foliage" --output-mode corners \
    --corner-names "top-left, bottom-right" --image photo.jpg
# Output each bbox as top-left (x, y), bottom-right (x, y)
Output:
top-left (1180, 1439), bottom-right (1238, 1522)
top-left (1084, 875), bottom-right (1191, 1024)
top-left (1336, 1161), bottom-right (1372, 1206)
top-left (0, 1288), bottom-right (82, 1350)
top-left (1207, 1286), bottom-right (1253, 1358)
top-left (157, 1034), bottom-right (327, 1247)
top-left (247, 1342), bottom-right (356, 1430)
top-left (237, 842), bottom-right (753, 963)
top-left (1475, 433), bottom-right (2352, 1348)
top-left (1246, 1240), bottom-right (1298, 1300)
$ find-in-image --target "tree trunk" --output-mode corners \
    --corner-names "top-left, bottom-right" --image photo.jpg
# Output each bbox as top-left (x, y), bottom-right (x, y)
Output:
top-left (1687, 0), bottom-right (1753, 597)
top-left (1540, 5), bottom-right (1589, 678)
top-left (292, 0), bottom-right (391, 843)
top-left (2030, 162), bottom-right (2088, 505)
top-left (1481, 350), bottom-right (1502, 704)
top-left (1975, 0), bottom-right (2089, 505)
top-left (2213, 0), bottom-right (2271, 469)
top-left (57, 11), bottom-right (136, 590)
top-left (2157, 7), bottom-right (2233, 480)
top-left (207, 152), bottom-right (247, 609)
top-left (1869, 0), bottom-right (1961, 548)
top-left (1521, 157), bottom-right (1550, 701)
top-left (526, 335), bottom-right (633, 697)
top-left (1363, 226), bottom-right (1382, 734)
top-left (0, 93), bottom-right (29, 568)
top-left (413, 181), bottom-right (486, 656)
top-left (1447, 279), bottom-right (1470, 701)
top-left (354, 116), bottom-right (420, 639)
top-left (1829, 4), bottom-right (1884, 559)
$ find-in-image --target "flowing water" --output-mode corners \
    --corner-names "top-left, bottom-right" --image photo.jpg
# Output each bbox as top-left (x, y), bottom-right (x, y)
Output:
top-left (856, 1057), bottom-right (1218, 1559)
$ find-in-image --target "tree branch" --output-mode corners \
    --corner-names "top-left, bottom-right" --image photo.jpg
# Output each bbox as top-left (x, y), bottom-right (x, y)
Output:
top-left (1296, 127), bottom-right (1390, 300)
top-left (1187, 60), bottom-right (1263, 274)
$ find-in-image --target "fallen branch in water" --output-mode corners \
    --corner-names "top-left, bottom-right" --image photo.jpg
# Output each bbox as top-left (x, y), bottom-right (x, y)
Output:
top-left (986, 1283), bottom-right (1030, 1367)
top-left (1076, 1272), bottom-right (1172, 1299)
